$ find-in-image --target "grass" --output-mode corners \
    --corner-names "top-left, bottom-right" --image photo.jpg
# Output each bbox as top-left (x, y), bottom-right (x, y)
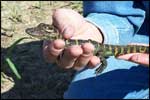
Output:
top-left (5, 37), bottom-right (31, 79)
top-left (1, 1), bottom-right (82, 99)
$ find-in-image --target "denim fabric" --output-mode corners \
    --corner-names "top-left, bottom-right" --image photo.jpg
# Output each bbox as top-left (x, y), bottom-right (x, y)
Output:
top-left (64, 1), bottom-right (149, 99)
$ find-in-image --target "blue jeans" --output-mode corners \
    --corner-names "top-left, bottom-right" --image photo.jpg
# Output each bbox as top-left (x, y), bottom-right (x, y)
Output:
top-left (63, 1), bottom-right (149, 99)
top-left (63, 34), bottom-right (149, 99)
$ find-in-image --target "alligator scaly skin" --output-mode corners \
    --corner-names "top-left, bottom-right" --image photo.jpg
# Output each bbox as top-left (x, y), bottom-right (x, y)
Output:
top-left (25, 23), bottom-right (149, 75)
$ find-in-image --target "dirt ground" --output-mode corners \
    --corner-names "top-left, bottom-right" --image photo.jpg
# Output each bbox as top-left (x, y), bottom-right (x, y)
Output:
top-left (1, 1), bottom-right (82, 99)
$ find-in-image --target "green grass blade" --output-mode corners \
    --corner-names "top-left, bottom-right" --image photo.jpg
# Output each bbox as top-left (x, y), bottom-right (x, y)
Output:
top-left (5, 37), bottom-right (30, 79)
top-left (6, 37), bottom-right (30, 57)
top-left (5, 57), bottom-right (21, 79)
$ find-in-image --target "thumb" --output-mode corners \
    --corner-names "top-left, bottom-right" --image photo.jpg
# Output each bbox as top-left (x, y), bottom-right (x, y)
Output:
top-left (61, 25), bottom-right (75, 39)
top-left (52, 9), bottom-right (75, 39)
top-left (52, 9), bottom-right (85, 39)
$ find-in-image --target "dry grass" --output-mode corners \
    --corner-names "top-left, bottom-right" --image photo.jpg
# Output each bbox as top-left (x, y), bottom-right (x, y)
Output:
top-left (1, 1), bottom-right (82, 99)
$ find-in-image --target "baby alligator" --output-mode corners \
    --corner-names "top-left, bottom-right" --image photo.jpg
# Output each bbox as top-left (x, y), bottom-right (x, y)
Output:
top-left (25, 23), bottom-right (149, 75)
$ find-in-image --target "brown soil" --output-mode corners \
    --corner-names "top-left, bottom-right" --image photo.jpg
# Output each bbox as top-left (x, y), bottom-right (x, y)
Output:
top-left (1, 1), bottom-right (82, 99)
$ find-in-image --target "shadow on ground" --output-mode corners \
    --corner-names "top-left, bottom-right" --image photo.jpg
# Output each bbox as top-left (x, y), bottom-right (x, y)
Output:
top-left (1, 40), bottom-right (76, 99)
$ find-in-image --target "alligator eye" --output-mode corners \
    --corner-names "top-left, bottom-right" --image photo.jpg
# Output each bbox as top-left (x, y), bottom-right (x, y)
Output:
top-left (44, 26), bottom-right (49, 30)
top-left (44, 26), bottom-right (54, 33)
top-left (25, 28), bottom-right (33, 34)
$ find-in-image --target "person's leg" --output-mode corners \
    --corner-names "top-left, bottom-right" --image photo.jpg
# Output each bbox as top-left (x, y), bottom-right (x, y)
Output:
top-left (64, 56), bottom-right (149, 99)
top-left (64, 33), bottom-right (149, 99)
top-left (124, 88), bottom-right (149, 99)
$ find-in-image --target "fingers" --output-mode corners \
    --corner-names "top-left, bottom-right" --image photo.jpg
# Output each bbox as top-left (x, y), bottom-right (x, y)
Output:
top-left (58, 45), bottom-right (83, 69)
top-left (43, 39), bottom-right (65, 63)
top-left (87, 56), bottom-right (101, 68)
top-left (118, 53), bottom-right (149, 66)
top-left (43, 40), bottom-right (99, 70)
top-left (118, 43), bottom-right (149, 66)
top-left (117, 53), bottom-right (136, 60)
top-left (130, 53), bottom-right (149, 66)
top-left (59, 43), bottom-right (99, 70)
top-left (73, 43), bottom-right (95, 70)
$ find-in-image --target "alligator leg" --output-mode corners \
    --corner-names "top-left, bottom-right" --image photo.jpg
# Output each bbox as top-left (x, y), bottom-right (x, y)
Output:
top-left (95, 55), bottom-right (107, 76)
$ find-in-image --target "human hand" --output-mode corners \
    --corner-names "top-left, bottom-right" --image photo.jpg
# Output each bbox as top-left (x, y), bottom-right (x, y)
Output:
top-left (43, 9), bottom-right (104, 71)
top-left (117, 44), bottom-right (149, 67)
